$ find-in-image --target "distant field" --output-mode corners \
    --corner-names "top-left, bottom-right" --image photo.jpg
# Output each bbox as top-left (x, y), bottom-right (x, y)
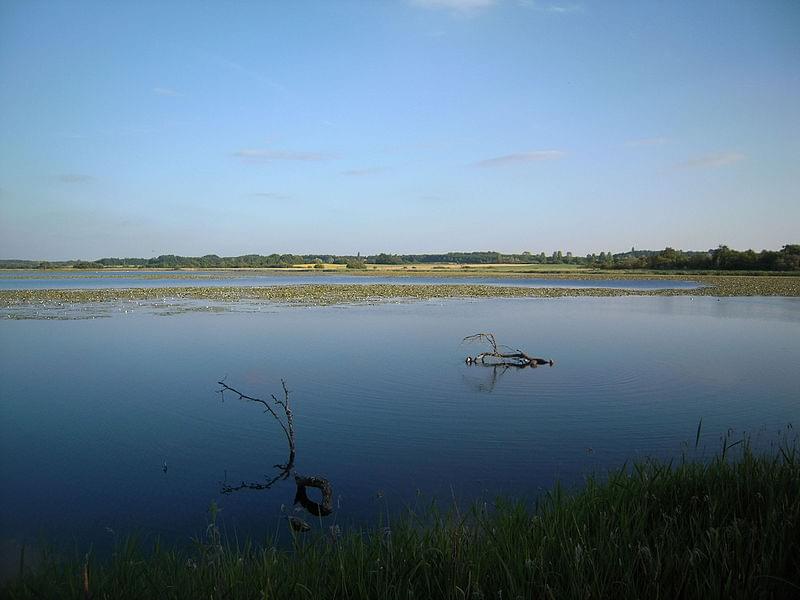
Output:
top-left (2, 263), bottom-right (798, 279)
top-left (359, 263), bottom-right (585, 273)
top-left (0, 263), bottom-right (591, 274)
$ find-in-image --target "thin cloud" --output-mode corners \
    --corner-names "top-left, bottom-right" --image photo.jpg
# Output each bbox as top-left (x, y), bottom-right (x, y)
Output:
top-left (100, 126), bottom-right (158, 137)
top-left (624, 137), bottom-right (669, 147)
top-left (250, 192), bottom-right (292, 200)
top-left (675, 152), bottom-right (745, 169)
top-left (518, 1), bottom-right (584, 14)
top-left (474, 150), bottom-right (565, 168)
top-left (341, 167), bottom-right (387, 176)
top-left (411, 0), bottom-right (496, 13)
top-left (153, 87), bottom-right (183, 97)
top-left (52, 174), bottom-right (93, 184)
top-left (205, 52), bottom-right (287, 94)
top-left (55, 131), bottom-right (89, 140)
top-left (233, 149), bottom-right (336, 163)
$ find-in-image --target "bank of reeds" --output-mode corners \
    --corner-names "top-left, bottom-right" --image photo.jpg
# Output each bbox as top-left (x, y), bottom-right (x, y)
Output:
top-left (4, 441), bottom-right (799, 599)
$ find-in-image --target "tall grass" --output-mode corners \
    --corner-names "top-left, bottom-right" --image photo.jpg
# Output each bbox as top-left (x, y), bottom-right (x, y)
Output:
top-left (5, 440), bottom-right (799, 599)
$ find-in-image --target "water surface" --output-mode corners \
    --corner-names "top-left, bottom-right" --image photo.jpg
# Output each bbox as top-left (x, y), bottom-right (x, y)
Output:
top-left (0, 296), bottom-right (797, 549)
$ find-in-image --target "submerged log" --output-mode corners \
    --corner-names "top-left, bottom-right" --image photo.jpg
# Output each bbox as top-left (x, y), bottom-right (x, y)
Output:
top-left (294, 474), bottom-right (334, 517)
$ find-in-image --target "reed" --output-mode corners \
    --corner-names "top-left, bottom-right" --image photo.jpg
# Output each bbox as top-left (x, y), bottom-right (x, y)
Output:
top-left (4, 440), bottom-right (798, 599)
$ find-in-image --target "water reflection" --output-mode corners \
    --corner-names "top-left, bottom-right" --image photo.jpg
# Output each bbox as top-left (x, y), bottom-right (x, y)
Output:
top-left (217, 379), bottom-right (333, 530)
top-left (461, 364), bottom-right (536, 394)
top-left (0, 296), bottom-right (797, 548)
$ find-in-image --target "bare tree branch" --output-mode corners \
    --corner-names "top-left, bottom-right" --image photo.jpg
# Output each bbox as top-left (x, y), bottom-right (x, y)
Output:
top-left (216, 378), bottom-right (334, 523)
top-left (217, 380), bottom-right (295, 465)
top-left (463, 332), bottom-right (554, 368)
top-left (463, 332), bottom-right (498, 353)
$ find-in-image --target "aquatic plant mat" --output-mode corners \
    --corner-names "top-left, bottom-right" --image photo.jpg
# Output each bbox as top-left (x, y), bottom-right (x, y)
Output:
top-left (1, 275), bottom-right (799, 315)
top-left (5, 443), bottom-right (798, 599)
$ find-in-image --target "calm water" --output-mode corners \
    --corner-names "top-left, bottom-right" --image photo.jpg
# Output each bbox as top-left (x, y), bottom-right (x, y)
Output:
top-left (0, 270), bottom-right (701, 290)
top-left (0, 296), bottom-right (797, 551)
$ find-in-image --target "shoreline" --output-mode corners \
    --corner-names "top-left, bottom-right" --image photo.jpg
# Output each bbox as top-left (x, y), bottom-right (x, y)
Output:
top-left (4, 442), bottom-right (798, 598)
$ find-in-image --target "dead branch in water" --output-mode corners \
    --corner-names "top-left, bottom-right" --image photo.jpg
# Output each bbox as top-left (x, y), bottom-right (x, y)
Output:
top-left (463, 332), bottom-right (554, 368)
top-left (294, 474), bottom-right (334, 517)
top-left (216, 378), bottom-right (333, 522)
top-left (217, 378), bottom-right (295, 469)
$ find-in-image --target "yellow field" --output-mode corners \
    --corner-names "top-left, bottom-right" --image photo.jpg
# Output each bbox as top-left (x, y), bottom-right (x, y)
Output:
top-left (291, 263), bottom-right (585, 273)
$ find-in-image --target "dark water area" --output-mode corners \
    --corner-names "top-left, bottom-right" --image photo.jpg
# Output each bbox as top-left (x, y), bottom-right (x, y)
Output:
top-left (0, 296), bottom-right (797, 554)
top-left (0, 270), bottom-right (701, 290)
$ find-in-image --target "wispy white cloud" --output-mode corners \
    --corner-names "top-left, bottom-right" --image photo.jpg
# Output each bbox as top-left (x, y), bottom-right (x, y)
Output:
top-left (411, 0), bottom-right (496, 14)
top-left (205, 52), bottom-right (287, 94)
top-left (675, 152), bottom-right (745, 169)
top-left (624, 137), bottom-right (669, 147)
top-left (250, 192), bottom-right (292, 200)
top-left (55, 131), bottom-right (89, 140)
top-left (474, 150), bottom-right (565, 168)
top-left (341, 167), bottom-right (387, 176)
top-left (233, 149), bottom-right (336, 163)
top-left (153, 87), bottom-right (183, 97)
top-left (518, 0), bottom-right (584, 14)
top-left (101, 126), bottom-right (158, 137)
top-left (52, 174), bottom-right (93, 184)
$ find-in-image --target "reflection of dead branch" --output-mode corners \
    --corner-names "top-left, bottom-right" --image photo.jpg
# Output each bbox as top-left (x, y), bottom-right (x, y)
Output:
top-left (221, 466), bottom-right (291, 494)
top-left (216, 378), bottom-right (334, 522)
top-left (461, 363), bottom-right (513, 393)
top-left (463, 332), bottom-right (554, 368)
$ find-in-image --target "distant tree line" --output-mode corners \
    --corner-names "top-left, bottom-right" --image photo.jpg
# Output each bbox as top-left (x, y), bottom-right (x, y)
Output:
top-left (597, 245), bottom-right (800, 272)
top-left (0, 244), bottom-right (796, 271)
top-left (96, 254), bottom-right (308, 269)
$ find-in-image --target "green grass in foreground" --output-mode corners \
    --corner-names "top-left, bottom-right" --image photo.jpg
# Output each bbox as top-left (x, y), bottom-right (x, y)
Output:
top-left (4, 441), bottom-right (799, 599)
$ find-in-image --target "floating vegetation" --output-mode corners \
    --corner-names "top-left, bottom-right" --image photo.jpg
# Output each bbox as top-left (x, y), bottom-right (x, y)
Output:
top-left (0, 276), bottom-right (798, 320)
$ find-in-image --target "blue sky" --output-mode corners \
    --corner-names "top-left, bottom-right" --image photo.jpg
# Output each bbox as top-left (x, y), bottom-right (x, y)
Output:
top-left (1, 0), bottom-right (798, 260)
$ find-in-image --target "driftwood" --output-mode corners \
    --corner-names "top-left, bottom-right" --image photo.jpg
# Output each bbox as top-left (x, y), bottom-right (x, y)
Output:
top-left (294, 474), bottom-right (334, 517)
top-left (217, 378), bottom-right (333, 524)
top-left (463, 333), bottom-right (553, 368)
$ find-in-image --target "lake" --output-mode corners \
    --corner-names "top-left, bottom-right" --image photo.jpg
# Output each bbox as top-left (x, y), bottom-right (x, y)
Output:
top-left (0, 295), bottom-right (798, 552)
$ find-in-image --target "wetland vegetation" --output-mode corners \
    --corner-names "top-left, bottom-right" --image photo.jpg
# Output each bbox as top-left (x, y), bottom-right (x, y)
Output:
top-left (4, 441), bottom-right (798, 599)
top-left (2, 275), bottom-right (799, 317)
top-left (4, 1), bottom-right (799, 596)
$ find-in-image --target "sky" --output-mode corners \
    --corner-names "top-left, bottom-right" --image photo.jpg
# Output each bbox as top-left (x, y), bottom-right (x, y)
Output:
top-left (1, 0), bottom-right (798, 260)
